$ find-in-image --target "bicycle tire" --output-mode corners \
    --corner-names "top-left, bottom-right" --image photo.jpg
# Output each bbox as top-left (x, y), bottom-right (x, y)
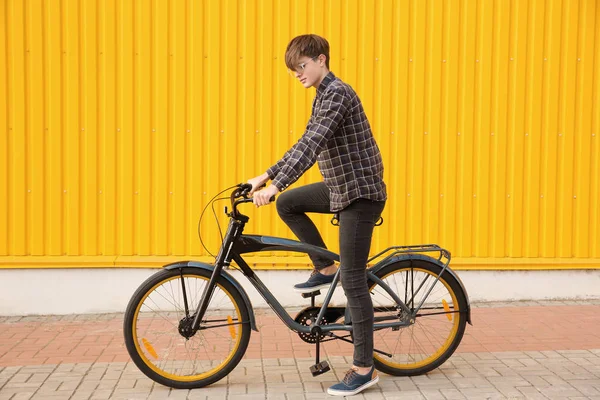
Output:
top-left (368, 257), bottom-right (468, 376)
top-left (123, 267), bottom-right (251, 389)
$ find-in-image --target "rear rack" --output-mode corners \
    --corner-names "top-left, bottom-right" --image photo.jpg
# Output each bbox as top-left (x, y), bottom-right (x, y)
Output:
top-left (368, 244), bottom-right (451, 269)
top-left (367, 244), bottom-right (453, 317)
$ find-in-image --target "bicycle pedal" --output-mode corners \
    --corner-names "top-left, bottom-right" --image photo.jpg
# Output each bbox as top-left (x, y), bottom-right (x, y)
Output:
top-left (301, 290), bottom-right (321, 299)
top-left (301, 290), bottom-right (321, 298)
top-left (309, 361), bottom-right (330, 377)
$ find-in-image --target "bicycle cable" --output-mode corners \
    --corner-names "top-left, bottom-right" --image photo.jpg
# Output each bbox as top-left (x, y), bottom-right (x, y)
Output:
top-left (211, 197), bottom-right (230, 244)
top-left (197, 185), bottom-right (238, 258)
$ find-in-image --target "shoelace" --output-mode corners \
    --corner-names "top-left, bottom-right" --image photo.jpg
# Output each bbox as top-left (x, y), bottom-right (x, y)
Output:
top-left (342, 368), bottom-right (360, 385)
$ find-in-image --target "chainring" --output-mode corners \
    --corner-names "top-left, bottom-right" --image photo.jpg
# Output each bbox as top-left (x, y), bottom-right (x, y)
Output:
top-left (294, 308), bottom-right (327, 343)
top-left (294, 307), bottom-right (346, 343)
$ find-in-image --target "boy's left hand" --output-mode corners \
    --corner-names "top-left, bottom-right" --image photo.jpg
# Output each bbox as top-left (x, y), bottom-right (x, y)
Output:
top-left (253, 185), bottom-right (280, 207)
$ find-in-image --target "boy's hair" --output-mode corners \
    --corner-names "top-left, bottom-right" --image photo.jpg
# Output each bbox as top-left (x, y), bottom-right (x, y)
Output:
top-left (285, 34), bottom-right (330, 70)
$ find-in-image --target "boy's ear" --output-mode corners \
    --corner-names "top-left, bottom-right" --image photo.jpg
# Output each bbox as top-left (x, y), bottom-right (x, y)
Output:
top-left (319, 54), bottom-right (327, 66)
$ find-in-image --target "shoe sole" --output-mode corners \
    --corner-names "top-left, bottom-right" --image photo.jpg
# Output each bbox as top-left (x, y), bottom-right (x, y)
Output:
top-left (326, 375), bottom-right (380, 396)
top-left (293, 283), bottom-right (332, 293)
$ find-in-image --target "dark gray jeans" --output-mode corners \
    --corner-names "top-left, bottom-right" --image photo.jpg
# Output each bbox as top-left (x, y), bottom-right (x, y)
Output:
top-left (275, 182), bottom-right (385, 367)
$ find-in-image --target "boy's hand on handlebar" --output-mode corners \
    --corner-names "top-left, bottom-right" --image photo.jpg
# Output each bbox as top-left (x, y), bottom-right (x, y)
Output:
top-left (247, 173), bottom-right (270, 195)
top-left (253, 184), bottom-right (279, 207)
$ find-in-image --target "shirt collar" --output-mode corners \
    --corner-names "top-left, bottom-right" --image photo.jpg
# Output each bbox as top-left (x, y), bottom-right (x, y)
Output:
top-left (316, 71), bottom-right (336, 97)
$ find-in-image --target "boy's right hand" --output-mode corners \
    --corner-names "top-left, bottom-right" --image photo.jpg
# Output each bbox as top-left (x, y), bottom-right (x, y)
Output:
top-left (247, 173), bottom-right (270, 195)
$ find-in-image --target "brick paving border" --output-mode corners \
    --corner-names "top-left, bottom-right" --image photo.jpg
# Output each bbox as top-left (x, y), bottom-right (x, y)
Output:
top-left (1, 351), bottom-right (600, 399)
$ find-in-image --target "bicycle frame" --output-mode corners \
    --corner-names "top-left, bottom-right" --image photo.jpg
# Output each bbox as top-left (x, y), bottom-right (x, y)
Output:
top-left (177, 186), bottom-right (471, 337)
top-left (180, 221), bottom-right (410, 336)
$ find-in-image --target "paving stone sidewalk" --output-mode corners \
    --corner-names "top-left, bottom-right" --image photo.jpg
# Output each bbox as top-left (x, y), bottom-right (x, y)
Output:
top-left (1, 300), bottom-right (600, 400)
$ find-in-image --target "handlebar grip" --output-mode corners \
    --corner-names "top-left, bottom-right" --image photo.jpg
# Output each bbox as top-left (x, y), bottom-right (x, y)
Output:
top-left (240, 183), bottom-right (253, 192)
top-left (238, 183), bottom-right (275, 203)
top-left (240, 182), bottom-right (267, 196)
top-left (237, 195), bottom-right (276, 205)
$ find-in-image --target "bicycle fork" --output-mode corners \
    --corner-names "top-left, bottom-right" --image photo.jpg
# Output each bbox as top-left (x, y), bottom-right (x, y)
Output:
top-left (189, 219), bottom-right (243, 334)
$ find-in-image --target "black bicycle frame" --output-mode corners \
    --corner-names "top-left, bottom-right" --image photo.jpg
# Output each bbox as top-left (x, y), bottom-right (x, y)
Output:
top-left (191, 224), bottom-right (428, 335)
top-left (189, 188), bottom-right (470, 334)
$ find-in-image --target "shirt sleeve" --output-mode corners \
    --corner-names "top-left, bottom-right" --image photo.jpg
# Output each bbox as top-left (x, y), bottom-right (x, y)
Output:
top-left (266, 103), bottom-right (317, 179)
top-left (271, 88), bottom-right (350, 191)
top-left (266, 143), bottom-right (297, 180)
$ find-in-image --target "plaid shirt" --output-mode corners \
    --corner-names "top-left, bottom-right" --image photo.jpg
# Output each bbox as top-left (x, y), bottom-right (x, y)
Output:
top-left (267, 72), bottom-right (387, 212)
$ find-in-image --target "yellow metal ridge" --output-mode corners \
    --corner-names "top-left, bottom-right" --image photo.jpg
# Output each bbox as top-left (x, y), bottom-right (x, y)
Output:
top-left (0, 256), bottom-right (599, 270)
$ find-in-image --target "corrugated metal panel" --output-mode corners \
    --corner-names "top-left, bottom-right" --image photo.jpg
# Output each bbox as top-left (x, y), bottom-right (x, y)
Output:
top-left (1, 0), bottom-right (599, 269)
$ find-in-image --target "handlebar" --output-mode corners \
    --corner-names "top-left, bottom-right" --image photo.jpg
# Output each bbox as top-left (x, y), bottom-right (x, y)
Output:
top-left (238, 183), bottom-right (254, 197)
top-left (230, 183), bottom-right (276, 221)
top-left (238, 183), bottom-right (276, 202)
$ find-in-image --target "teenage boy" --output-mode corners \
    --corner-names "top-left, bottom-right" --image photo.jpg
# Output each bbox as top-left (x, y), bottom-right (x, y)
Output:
top-left (247, 34), bottom-right (386, 396)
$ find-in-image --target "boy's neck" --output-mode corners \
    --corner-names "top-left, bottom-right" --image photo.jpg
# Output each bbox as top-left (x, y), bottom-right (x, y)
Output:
top-left (313, 69), bottom-right (330, 90)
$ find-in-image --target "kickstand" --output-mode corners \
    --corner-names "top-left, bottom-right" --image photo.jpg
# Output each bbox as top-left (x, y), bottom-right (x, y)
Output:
top-left (309, 330), bottom-right (330, 376)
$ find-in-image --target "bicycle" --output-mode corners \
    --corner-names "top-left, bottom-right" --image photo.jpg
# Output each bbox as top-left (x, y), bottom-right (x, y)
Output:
top-left (123, 183), bottom-right (472, 389)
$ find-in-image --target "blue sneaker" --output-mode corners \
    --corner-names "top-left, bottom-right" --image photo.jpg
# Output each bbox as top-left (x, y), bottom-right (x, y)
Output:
top-left (327, 366), bottom-right (379, 396)
top-left (293, 269), bottom-right (335, 293)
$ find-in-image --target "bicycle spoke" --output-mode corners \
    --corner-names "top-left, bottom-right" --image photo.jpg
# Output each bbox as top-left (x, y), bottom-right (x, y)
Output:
top-left (140, 301), bottom-right (179, 329)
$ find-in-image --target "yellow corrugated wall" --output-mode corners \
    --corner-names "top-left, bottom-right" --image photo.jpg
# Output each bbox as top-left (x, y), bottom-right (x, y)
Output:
top-left (1, 0), bottom-right (599, 270)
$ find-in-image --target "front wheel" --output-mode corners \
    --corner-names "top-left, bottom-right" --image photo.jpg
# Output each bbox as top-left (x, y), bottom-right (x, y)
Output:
top-left (368, 258), bottom-right (468, 376)
top-left (123, 267), bottom-right (251, 389)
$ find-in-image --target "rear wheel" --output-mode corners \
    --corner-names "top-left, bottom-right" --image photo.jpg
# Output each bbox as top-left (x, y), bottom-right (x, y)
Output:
top-left (123, 267), bottom-right (251, 388)
top-left (368, 258), bottom-right (468, 376)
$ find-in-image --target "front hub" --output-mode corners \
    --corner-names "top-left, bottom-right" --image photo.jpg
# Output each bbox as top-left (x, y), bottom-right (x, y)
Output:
top-left (178, 316), bottom-right (196, 339)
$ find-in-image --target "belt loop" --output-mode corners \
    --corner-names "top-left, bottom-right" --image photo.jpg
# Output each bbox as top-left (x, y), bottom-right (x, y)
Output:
top-left (330, 213), bottom-right (340, 226)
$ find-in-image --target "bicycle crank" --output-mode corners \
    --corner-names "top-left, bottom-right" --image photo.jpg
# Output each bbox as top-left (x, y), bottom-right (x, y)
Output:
top-left (294, 307), bottom-right (345, 343)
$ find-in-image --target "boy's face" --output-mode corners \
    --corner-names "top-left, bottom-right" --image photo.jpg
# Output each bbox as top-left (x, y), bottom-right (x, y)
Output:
top-left (292, 55), bottom-right (326, 89)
